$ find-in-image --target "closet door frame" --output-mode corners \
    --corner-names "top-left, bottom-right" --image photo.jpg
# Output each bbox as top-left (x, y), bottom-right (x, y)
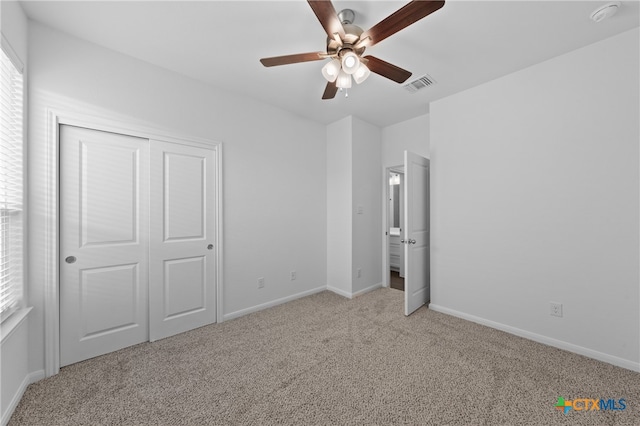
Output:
top-left (43, 109), bottom-right (223, 377)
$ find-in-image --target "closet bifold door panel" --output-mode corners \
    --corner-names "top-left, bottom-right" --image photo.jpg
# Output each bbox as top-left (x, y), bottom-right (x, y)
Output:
top-left (149, 140), bottom-right (217, 341)
top-left (60, 125), bottom-right (150, 367)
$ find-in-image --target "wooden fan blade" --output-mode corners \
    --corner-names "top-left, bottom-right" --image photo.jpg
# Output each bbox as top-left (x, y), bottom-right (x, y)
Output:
top-left (322, 81), bottom-right (338, 100)
top-left (260, 52), bottom-right (326, 67)
top-left (308, 0), bottom-right (346, 41)
top-left (358, 0), bottom-right (445, 48)
top-left (363, 56), bottom-right (412, 83)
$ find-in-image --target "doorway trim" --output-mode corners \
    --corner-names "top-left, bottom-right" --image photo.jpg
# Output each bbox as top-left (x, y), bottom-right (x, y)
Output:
top-left (43, 108), bottom-right (223, 378)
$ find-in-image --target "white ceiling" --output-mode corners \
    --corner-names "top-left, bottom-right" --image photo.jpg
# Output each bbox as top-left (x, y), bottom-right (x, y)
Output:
top-left (19, 0), bottom-right (640, 127)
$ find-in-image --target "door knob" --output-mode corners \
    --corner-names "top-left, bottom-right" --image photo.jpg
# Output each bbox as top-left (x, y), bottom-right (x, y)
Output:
top-left (65, 256), bottom-right (77, 264)
top-left (400, 239), bottom-right (405, 243)
top-left (207, 244), bottom-right (214, 250)
top-left (408, 239), bottom-right (417, 244)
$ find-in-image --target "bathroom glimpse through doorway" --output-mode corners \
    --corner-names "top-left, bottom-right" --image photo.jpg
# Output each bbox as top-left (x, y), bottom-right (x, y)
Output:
top-left (387, 167), bottom-right (405, 292)
top-left (383, 151), bottom-right (430, 316)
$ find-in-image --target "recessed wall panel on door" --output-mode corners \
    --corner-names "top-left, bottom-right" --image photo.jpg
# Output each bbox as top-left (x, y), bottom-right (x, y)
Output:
top-left (60, 125), bottom-right (149, 367)
top-left (149, 140), bottom-right (217, 341)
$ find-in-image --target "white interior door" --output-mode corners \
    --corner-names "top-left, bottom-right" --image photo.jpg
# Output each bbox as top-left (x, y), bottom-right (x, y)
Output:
top-left (149, 140), bottom-right (217, 341)
top-left (60, 125), bottom-right (149, 367)
top-left (404, 151), bottom-right (430, 316)
top-left (398, 172), bottom-right (405, 278)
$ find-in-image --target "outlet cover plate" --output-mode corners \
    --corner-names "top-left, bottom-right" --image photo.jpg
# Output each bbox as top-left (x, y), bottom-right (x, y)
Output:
top-left (550, 302), bottom-right (563, 317)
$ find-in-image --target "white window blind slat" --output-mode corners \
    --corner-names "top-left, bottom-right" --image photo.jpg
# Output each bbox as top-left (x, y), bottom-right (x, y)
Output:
top-left (0, 45), bottom-right (23, 322)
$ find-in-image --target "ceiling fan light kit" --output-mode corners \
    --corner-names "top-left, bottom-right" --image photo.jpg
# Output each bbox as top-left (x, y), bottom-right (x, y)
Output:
top-left (341, 51), bottom-right (360, 74)
top-left (321, 58), bottom-right (341, 83)
top-left (336, 70), bottom-right (352, 89)
top-left (260, 0), bottom-right (446, 99)
top-left (353, 63), bottom-right (371, 85)
top-left (325, 49), bottom-right (368, 88)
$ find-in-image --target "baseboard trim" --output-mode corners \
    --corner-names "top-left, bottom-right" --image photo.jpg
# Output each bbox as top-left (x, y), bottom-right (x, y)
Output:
top-left (223, 286), bottom-right (326, 322)
top-left (327, 286), bottom-right (352, 299)
top-left (429, 304), bottom-right (640, 373)
top-left (327, 282), bottom-right (383, 299)
top-left (353, 282), bottom-right (383, 298)
top-left (28, 370), bottom-right (45, 384)
top-left (2, 370), bottom-right (44, 426)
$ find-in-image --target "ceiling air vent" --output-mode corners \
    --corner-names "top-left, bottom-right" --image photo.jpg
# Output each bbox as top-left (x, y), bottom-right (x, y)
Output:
top-left (403, 74), bottom-right (436, 93)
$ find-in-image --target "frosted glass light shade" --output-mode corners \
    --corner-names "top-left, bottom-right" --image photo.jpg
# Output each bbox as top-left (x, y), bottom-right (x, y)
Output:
top-left (341, 51), bottom-right (360, 75)
top-left (321, 59), bottom-right (341, 83)
top-left (353, 63), bottom-right (371, 84)
top-left (336, 70), bottom-right (352, 89)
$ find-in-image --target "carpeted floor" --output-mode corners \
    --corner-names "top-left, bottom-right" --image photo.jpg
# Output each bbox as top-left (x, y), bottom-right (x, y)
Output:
top-left (10, 288), bottom-right (640, 425)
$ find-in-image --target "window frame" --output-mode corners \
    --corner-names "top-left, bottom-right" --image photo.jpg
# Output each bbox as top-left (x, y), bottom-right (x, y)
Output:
top-left (0, 34), bottom-right (26, 324)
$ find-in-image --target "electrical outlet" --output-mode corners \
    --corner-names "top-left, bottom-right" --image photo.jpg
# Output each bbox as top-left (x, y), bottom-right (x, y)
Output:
top-left (357, 268), bottom-right (362, 278)
top-left (290, 270), bottom-right (296, 281)
top-left (257, 277), bottom-right (265, 289)
top-left (550, 302), bottom-right (563, 317)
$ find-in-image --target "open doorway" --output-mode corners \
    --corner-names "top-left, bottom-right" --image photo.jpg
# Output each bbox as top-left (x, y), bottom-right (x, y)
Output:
top-left (383, 151), bottom-right (430, 316)
top-left (387, 166), bottom-right (404, 292)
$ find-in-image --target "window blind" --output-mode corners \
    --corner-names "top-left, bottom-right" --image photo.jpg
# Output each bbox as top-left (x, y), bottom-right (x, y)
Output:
top-left (0, 45), bottom-right (24, 322)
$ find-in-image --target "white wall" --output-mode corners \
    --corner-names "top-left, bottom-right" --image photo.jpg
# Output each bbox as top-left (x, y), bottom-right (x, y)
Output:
top-left (430, 28), bottom-right (639, 370)
top-left (352, 117), bottom-right (382, 294)
top-left (326, 117), bottom-right (353, 295)
top-left (326, 116), bottom-right (383, 297)
top-left (382, 114), bottom-right (429, 169)
top-left (0, 2), bottom-right (36, 424)
top-left (27, 22), bottom-right (327, 375)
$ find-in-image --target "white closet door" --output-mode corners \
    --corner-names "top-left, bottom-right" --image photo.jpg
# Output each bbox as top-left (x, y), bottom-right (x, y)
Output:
top-left (404, 151), bottom-right (430, 316)
top-left (60, 125), bottom-right (149, 367)
top-left (149, 140), bottom-right (217, 341)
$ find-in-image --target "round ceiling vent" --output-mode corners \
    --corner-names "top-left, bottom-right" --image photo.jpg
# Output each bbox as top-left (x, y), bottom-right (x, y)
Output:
top-left (590, 1), bottom-right (621, 22)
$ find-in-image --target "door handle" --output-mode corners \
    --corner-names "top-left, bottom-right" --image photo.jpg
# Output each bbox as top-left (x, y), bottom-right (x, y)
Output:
top-left (65, 256), bottom-right (77, 264)
top-left (400, 239), bottom-right (417, 244)
top-left (207, 244), bottom-right (214, 250)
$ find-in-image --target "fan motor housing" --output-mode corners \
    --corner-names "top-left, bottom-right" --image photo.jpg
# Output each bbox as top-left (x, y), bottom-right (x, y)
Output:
top-left (326, 23), bottom-right (366, 57)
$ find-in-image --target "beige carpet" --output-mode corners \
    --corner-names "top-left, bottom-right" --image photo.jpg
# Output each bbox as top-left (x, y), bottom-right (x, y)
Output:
top-left (10, 289), bottom-right (640, 425)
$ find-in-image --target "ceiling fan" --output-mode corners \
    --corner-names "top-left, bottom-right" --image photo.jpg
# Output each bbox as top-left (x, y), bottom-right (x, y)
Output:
top-left (260, 0), bottom-right (445, 100)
